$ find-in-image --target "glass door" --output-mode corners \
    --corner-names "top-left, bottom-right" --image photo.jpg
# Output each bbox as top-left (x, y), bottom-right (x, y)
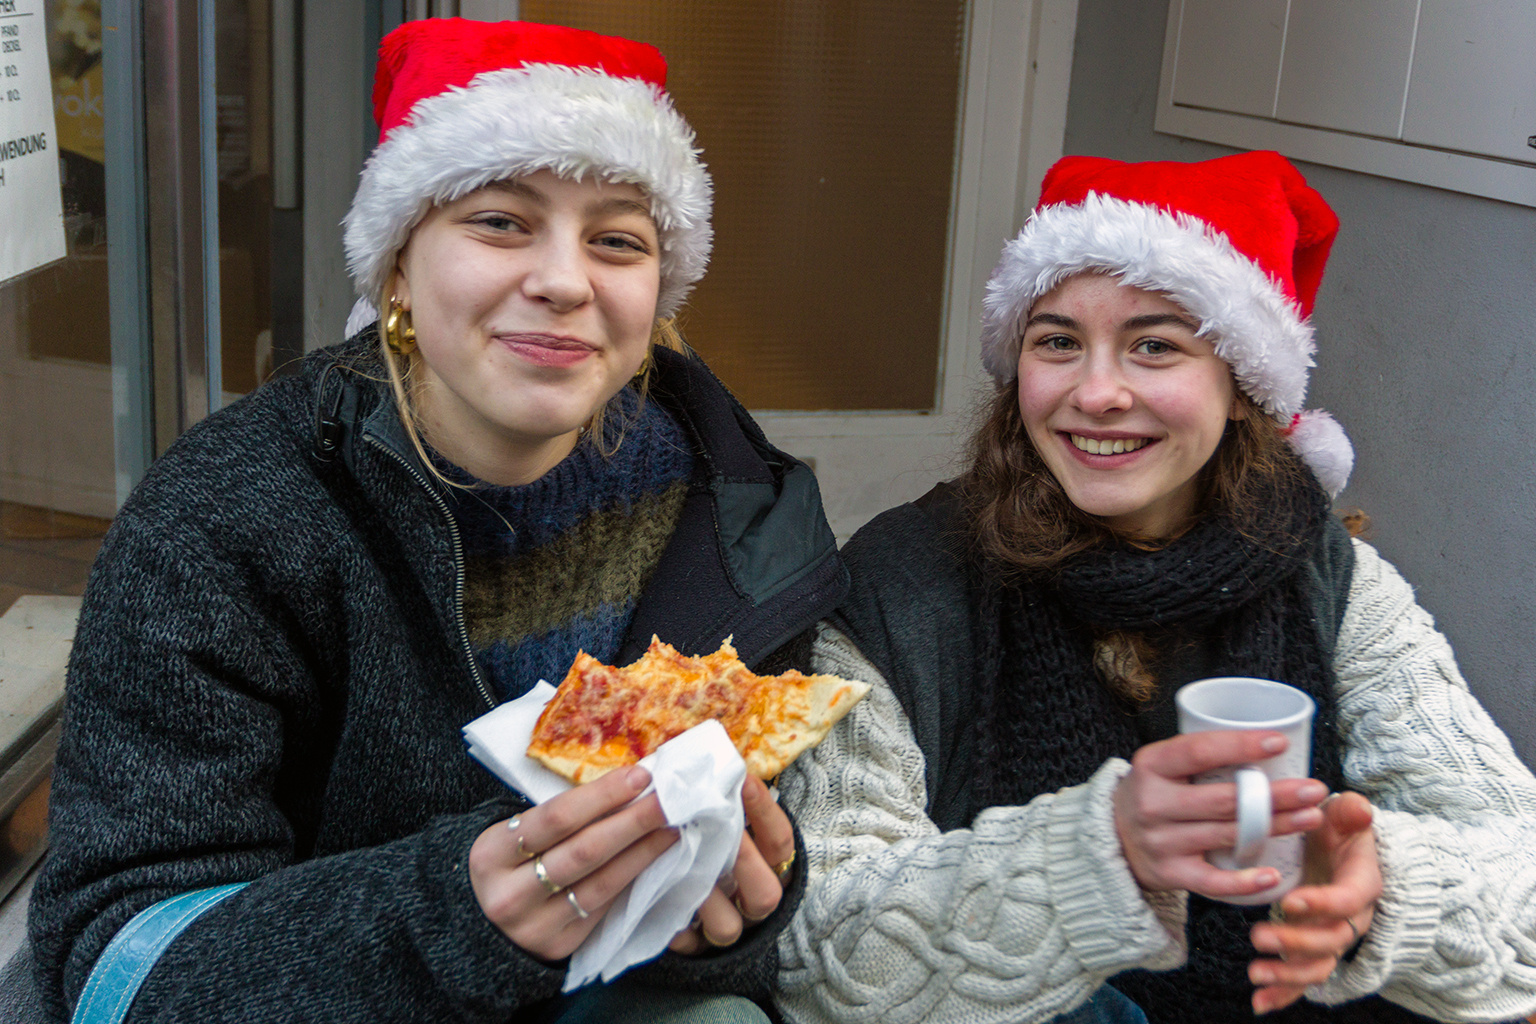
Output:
top-left (0, 0), bottom-right (280, 901)
top-left (211, 0), bottom-right (274, 400)
top-left (522, 0), bottom-right (966, 413)
top-left (1, 0), bottom-right (114, 615)
top-left (0, 0), bottom-right (114, 903)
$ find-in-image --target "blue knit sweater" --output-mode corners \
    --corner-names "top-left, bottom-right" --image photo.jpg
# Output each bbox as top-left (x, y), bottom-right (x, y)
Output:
top-left (441, 390), bottom-right (695, 699)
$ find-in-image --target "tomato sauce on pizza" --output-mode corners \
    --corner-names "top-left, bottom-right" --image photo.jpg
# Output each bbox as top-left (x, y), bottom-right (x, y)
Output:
top-left (526, 637), bottom-right (869, 783)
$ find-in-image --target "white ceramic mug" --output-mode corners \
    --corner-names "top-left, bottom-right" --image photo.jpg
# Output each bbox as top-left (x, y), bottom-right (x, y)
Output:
top-left (1174, 676), bottom-right (1316, 906)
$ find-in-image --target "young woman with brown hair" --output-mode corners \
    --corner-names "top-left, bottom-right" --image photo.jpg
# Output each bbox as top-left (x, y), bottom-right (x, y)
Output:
top-left (774, 153), bottom-right (1536, 1024)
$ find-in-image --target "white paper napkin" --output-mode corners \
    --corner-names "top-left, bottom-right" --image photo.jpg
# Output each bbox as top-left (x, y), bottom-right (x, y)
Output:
top-left (463, 686), bottom-right (747, 990)
top-left (463, 682), bottom-right (570, 805)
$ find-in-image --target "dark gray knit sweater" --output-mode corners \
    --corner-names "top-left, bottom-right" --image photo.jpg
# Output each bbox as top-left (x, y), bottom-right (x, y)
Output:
top-left (29, 334), bottom-right (845, 1023)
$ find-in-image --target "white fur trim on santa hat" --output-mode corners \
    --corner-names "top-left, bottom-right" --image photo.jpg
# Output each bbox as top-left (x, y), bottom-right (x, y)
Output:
top-left (980, 194), bottom-right (1316, 418)
top-left (343, 63), bottom-right (712, 324)
top-left (1284, 409), bottom-right (1354, 496)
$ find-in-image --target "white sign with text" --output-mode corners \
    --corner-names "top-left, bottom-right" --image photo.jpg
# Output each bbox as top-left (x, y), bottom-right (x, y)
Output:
top-left (0, 0), bottom-right (66, 285)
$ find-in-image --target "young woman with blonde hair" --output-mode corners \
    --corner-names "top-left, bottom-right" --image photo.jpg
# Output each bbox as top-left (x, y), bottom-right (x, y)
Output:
top-left (32, 19), bottom-right (844, 1024)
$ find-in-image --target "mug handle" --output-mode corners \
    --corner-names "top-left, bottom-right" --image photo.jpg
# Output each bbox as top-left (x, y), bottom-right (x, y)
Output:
top-left (1231, 766), bottom-right (1272, 866)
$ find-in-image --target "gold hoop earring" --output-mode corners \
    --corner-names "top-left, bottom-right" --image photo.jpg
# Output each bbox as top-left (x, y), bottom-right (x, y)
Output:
top-left (384, 297), bottom-right (416, 355)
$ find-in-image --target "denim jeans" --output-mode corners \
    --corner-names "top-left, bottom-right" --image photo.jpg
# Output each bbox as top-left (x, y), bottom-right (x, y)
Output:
top-left (1049, 985), bottom-right (1150, 1024)
top-left (547, 980), bottom-right (1142, 1024)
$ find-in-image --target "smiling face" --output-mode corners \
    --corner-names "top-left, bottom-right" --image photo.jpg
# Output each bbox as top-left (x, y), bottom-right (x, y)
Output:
top-left (393, 169), bottom-right (661, 485)
top-left (1016, 273), bottom-right (1241, 539)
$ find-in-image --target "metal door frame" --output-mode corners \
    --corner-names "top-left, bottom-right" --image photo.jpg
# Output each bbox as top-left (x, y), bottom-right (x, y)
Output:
top-left (103, 0), bottom-right (224, 500)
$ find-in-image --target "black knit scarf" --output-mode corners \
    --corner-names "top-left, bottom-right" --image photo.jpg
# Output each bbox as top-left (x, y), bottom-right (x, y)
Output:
top-left (973, 473), bottom-right (1437, 1024)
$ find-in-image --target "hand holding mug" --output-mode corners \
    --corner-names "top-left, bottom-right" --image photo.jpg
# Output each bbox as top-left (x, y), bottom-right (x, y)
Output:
top-left (1114, 729), bottom-right (1329, 900)
top-left (1175, 677), bottom-right (1320, 905)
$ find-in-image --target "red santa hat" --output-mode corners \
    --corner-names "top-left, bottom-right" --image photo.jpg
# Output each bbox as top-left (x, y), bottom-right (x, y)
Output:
top-left (342, 19), bottom-right (711, 336)
top-left (979, 151), bottom-right (1354, 495)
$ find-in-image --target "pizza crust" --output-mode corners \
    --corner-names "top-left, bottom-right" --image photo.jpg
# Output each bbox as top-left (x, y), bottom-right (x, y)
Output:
top-left (526, 637), bottom-right (871, 784)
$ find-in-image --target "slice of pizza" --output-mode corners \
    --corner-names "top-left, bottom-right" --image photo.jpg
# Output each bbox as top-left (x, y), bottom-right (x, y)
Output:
top-left (526, 637), bottom-right (870, 784)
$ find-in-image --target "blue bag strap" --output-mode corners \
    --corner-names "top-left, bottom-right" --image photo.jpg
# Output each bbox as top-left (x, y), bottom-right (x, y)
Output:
top-left (71, 882), bottom-right (249, 1024)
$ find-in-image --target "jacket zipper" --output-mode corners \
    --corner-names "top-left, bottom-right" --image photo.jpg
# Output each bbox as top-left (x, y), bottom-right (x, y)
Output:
top-left (364, 434), bottom-right (497, 711)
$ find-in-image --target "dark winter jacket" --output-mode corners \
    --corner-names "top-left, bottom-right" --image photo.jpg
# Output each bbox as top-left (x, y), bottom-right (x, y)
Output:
top-left (29, 333), bottom-right (846, 1023)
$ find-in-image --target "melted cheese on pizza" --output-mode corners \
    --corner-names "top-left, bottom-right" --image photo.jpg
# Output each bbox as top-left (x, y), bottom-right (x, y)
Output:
top-left (526, 637), bottom-right (868, 783)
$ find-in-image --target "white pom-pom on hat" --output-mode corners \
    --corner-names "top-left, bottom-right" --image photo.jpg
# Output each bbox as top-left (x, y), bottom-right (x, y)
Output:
top-left (1282, 410), bottom-right (1354, 497)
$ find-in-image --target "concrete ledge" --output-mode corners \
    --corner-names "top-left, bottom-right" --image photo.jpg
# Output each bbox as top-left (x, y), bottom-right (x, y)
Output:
top-left (0, 596), bottom-right (78, 762)
top-left (0, 595), bottom-right (78, 908)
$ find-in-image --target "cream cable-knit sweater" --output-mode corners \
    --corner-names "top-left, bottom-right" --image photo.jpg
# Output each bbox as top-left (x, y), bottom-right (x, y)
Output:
top-left (775, 540), bottom-right (1536, 1024)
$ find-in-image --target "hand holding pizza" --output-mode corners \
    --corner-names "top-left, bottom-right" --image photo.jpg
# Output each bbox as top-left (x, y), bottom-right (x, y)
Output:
top-left (468, 765), bottom-right (681, 962)
top-left (469, 770), bottom-right (791, 961)
top-left (485, 637), bottom-right (865, 960)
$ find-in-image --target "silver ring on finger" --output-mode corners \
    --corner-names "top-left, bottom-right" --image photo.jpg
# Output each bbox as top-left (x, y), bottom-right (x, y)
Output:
top-left (533, 854), bottom-right (563, 895)
top-left (567, 890), bottom-right (590, 920)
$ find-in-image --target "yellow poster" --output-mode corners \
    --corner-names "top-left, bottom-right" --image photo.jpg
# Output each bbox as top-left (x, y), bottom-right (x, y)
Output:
top-left (50, 0), bottom-right (100, 163)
